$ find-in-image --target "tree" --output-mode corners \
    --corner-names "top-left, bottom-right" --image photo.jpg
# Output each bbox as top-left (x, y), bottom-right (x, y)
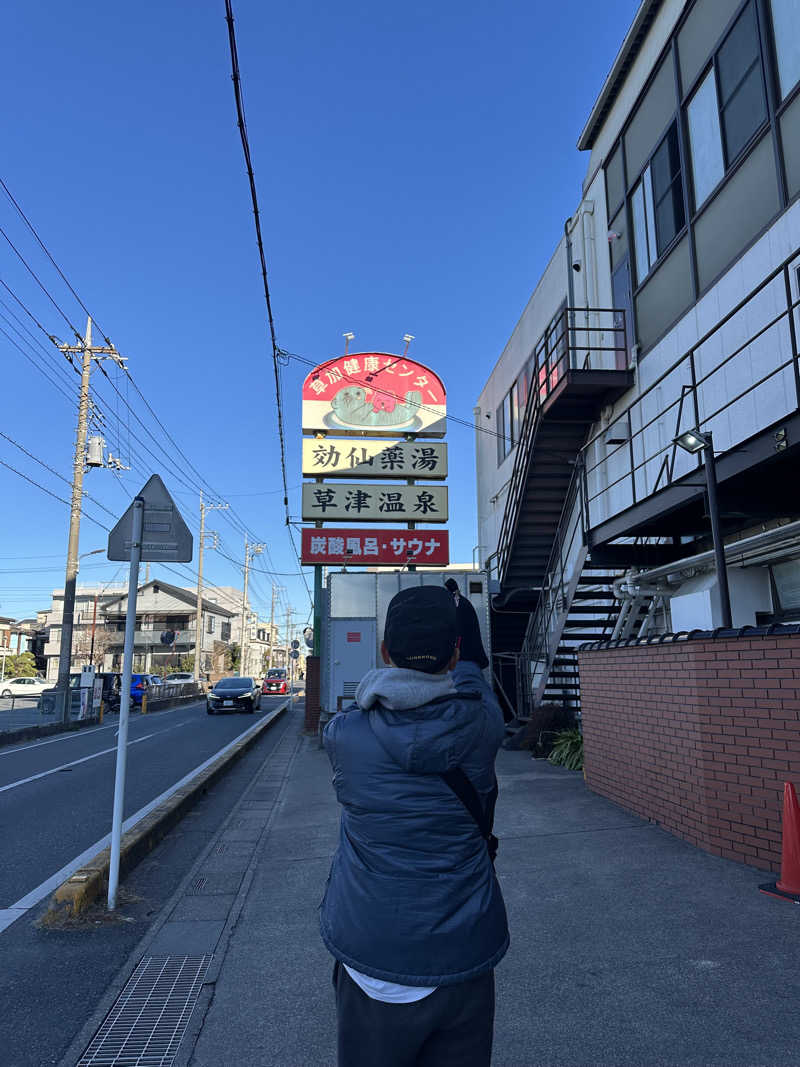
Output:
top-left (225, 643), bottom-right (241, 671)
top-left (72, 625), bottom-right (114, 668)
top-left (1, 651), bottom-right (37, 677)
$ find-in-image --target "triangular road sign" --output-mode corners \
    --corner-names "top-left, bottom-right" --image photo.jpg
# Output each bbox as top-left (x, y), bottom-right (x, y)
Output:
top-left (107, 474), bottom-right (193, 562)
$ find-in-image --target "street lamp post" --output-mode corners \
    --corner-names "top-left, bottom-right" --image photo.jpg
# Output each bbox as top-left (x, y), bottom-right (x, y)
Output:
top-left (674, 429), bottom-right (733, 629)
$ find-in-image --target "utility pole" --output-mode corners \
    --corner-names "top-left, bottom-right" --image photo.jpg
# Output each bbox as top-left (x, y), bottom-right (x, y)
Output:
top-left (54, 317), bottom-right (125, 721)
top-left (268, 585), bottom-right (276, 670)
top-left (285, 605), bottom-right (294, 675)
top-left (240, 538), bottom-right (264, 676)
top-left (194, 493), bottom-right (228, 681)
top-left (195, 491), bottom-right (205, 682)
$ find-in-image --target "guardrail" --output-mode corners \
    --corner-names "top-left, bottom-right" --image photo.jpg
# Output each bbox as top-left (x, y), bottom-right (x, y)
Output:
top-left (582, 248), bottom-right (800, 531)
top-left (495, 307), bottom-right (627, 584)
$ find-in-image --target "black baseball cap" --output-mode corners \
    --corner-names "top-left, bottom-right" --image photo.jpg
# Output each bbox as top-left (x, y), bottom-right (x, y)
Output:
top-left (384, 586), bottom-right (458, 674)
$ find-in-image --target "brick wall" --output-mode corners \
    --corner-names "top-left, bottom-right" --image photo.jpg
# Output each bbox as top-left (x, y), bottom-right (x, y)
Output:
top-left (578, 635), bottom-right (800, 872)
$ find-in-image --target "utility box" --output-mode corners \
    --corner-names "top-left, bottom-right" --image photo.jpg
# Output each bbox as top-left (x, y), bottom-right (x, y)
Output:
top-left (320, 570), bottom-right (491, 714)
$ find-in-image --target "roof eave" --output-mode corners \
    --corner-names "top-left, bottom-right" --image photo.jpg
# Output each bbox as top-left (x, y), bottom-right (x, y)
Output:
top-left (577, 0), bottom-right (664, 152)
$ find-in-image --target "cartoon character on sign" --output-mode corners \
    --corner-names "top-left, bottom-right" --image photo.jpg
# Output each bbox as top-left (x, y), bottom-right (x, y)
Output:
top-left (330, 385), bottom-right (422, 429)
top-left (302, 353), bottom-right (446, 436)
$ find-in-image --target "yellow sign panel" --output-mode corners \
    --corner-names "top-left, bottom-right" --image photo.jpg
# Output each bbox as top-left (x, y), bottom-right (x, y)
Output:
top-left (301, 483), bottom-right (448, 523)
top-left (302, 439), bottom-right (447, 479)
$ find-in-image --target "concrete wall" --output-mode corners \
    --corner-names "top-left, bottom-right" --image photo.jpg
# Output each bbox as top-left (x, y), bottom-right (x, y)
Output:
top-left (579, 634), bottom-right (800, 872)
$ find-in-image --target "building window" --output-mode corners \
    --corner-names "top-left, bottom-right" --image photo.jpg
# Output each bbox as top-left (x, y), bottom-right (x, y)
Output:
top-left (495, 400), bottom-right (505, 466)
top-left (510, 379), bottom-right (520, 445)
top-left (631, 123), bottom-right (685, 284)
top-left (718, 3), bottom-right (767, 162)
top-left (687, 71), bottom-right (725, 206)
top-left (687, 2), bottom-right (767, 210)
top-left (221, 621), bottom-right (231, 641)
top-left (207, 615), bottom-right (215, 634)
top-left (769, 0), bottom-right (800, 98)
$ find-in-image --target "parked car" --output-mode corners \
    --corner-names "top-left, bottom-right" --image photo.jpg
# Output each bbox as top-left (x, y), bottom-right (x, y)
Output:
top-left (166, 672), bottom-right (194, 683)
top-left (262, 668), bottom-right (288, 695)
top-left (207, 676), bottom-right (261, 714)
top-left (149, 675), bottom-right (163, 686)
top-left (1, 676), bottom-right (50, 698)
top-left (130, 673), bottom-right (155, 706)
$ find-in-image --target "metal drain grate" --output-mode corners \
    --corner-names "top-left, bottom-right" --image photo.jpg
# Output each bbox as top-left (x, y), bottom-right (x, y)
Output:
top-left (77, 954), bottom-right (212, 1066)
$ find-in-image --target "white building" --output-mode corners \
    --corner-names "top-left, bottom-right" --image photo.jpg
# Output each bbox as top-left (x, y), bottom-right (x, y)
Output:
top-left (477, 0), bottom-right (800, 723)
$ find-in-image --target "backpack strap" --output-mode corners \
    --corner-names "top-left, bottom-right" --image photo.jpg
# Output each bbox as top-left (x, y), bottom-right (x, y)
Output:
top-left (440, 767), bottom-right (499, 866)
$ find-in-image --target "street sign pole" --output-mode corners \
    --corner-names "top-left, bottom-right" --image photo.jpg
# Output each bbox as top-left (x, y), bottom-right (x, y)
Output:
top-left (107, 496), bottom-right (144, 911)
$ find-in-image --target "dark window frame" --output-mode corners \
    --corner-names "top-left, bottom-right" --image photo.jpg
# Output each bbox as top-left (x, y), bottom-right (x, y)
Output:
top-left (603, 0), bottom-right (797, 356)
top-left (628, 119), bottom-right (689, 293)
top-left (683, 1), bottom-right (770, 215)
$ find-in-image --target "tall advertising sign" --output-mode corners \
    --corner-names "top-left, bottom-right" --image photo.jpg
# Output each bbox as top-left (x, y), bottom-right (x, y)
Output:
top-left (302, 354), bottom-right (446, 437)
top-left (301, 351), bottom-right (449, 568)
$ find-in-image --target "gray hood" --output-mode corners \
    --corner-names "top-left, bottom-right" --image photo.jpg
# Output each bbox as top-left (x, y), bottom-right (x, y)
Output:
top-left (355, 666), bottom-right (483, 775)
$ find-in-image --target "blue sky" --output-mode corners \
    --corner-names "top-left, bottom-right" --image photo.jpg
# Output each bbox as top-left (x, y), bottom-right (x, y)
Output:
top-left (0, 0), bottom-right (638, 627)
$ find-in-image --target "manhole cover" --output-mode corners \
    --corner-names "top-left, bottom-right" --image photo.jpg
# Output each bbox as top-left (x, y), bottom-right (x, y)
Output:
top-left (77, 955), bottom-right (212, 1066)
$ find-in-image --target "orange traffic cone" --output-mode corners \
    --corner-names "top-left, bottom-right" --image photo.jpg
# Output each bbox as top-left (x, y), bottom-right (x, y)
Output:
top-left (759, 781), bottom-right (800, 903)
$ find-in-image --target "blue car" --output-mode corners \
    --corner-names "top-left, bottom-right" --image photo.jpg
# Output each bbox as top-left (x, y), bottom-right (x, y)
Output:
top-left (130, 673), bottom-right (154, 706)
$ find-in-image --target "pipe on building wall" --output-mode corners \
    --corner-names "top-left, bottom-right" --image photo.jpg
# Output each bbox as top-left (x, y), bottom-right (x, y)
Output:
top-left (621, 520), bottom-right (800, 587)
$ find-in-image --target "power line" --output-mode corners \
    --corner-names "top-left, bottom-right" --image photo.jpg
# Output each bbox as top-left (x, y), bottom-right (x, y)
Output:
top-left (0, 323), bottom-right (78, 406)
top-left (281, 346), bottom-right (506, 443)
top-left (0, 176), bottom-right (112, 345)
top-left (0, 428), bottom-right (117, 519)
top-left (0, 224), bottom-right (83, 342)
top-left (224, 0), bottom-right (290, 519)
top-left (0, 456), bottom-right (110, 532)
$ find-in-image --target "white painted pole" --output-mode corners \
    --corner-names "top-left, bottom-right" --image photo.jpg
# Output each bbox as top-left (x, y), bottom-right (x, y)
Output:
top-left (107, 496), bottom-right (144, 910)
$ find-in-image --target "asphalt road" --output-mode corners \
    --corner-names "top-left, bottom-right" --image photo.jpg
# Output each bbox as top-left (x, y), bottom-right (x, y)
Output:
top-left (0, 695), bottom-right (288, 911)
top-left (0, 698), bottom-right (298, 1067)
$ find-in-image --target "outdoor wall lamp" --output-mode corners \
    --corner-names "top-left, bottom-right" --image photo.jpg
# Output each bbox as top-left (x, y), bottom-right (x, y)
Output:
top-left (673, 428), bottom-right (732, 628)
top-left (674, 428), bottom-right (709, 453)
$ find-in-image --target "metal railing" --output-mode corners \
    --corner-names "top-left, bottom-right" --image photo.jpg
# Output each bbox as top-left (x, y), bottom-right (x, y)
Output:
top-left (583, 250), bottom-right (800, 530)
top-left (495, 307), bottom-right (627, 583)
top-left (516, 465), bottom-right (588, 719)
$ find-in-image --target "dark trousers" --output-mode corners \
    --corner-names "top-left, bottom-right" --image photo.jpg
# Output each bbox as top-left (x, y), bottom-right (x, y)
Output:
top-left (333, 960), bottom-right (495, 1067)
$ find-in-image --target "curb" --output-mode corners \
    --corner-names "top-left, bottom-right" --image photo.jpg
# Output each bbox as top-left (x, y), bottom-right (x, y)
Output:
top-left (44, 700), bottom-right (290, 921)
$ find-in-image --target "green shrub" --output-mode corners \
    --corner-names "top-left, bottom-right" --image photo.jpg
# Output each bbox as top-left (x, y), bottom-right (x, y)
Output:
top-left (547, 727), bottom-right (583, 771)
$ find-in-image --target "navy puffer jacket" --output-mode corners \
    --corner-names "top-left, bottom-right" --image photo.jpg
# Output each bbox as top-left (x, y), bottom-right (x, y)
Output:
top-left (320, 661), bottom-right (509, 986)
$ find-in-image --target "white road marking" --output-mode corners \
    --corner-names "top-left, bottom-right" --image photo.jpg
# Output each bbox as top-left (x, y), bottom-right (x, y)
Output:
top-left (0, 701), bottom-right (202, 757)
top-left (0, 721), bottom-right (190, 793)
top-left (0, 699), bottom-right (288, 934)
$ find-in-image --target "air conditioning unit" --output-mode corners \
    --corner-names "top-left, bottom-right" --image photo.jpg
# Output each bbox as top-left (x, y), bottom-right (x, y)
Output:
top-left (604, 420), bottom-right (630, 446)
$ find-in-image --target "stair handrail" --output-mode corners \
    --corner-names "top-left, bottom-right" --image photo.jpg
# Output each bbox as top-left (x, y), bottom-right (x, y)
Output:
top-left (519, 461), bottom-right (587, 715)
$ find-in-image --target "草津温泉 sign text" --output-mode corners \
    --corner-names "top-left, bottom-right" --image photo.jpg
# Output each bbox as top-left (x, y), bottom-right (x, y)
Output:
top-left (302, 353), bottom-right (446, 437)
top-left (300, 527), bottom-right (449, 566)
top-left (302, 438), bottom-right (446, 479)
top-left (301, 483), bottom-right (447, 523)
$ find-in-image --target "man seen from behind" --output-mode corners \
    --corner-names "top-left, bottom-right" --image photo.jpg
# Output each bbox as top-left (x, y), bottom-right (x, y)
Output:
top-left (320, 585), bottom-right (509, 1066)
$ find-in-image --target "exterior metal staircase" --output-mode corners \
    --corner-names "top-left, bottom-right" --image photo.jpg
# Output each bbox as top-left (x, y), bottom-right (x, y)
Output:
top-left (490, 308), bottom-right (633, 712)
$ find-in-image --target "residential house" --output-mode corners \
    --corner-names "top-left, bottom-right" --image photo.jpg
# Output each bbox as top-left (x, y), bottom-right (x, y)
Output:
top-left (101, 580), bottom-right (234, 675)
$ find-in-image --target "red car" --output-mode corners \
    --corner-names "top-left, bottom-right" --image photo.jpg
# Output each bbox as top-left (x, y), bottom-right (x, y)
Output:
top-left (262, 669), bottom-right (288, 695)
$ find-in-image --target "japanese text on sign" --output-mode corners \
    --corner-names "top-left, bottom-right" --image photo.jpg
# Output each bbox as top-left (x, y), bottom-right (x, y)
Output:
top-left (301, 483), bottom-right (447, 523)
top-left (300, 528), bottom-right (450, 566)
top-left (301, 439), bottom-right (447, 479)
top-left (302, 353), bottom-right (446, 437)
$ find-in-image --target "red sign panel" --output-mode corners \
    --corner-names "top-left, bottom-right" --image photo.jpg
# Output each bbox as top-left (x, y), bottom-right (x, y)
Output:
top-left (302, 353), bottom-right (446, 437)
top-left (301, 527), bottom-right (449, 567)
top-left (346, 632), bottom-right (361, 643)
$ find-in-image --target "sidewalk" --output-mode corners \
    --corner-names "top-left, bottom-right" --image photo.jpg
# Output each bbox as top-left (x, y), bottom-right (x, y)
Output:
top-left (100, 709), bottom-right (800, 1066)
